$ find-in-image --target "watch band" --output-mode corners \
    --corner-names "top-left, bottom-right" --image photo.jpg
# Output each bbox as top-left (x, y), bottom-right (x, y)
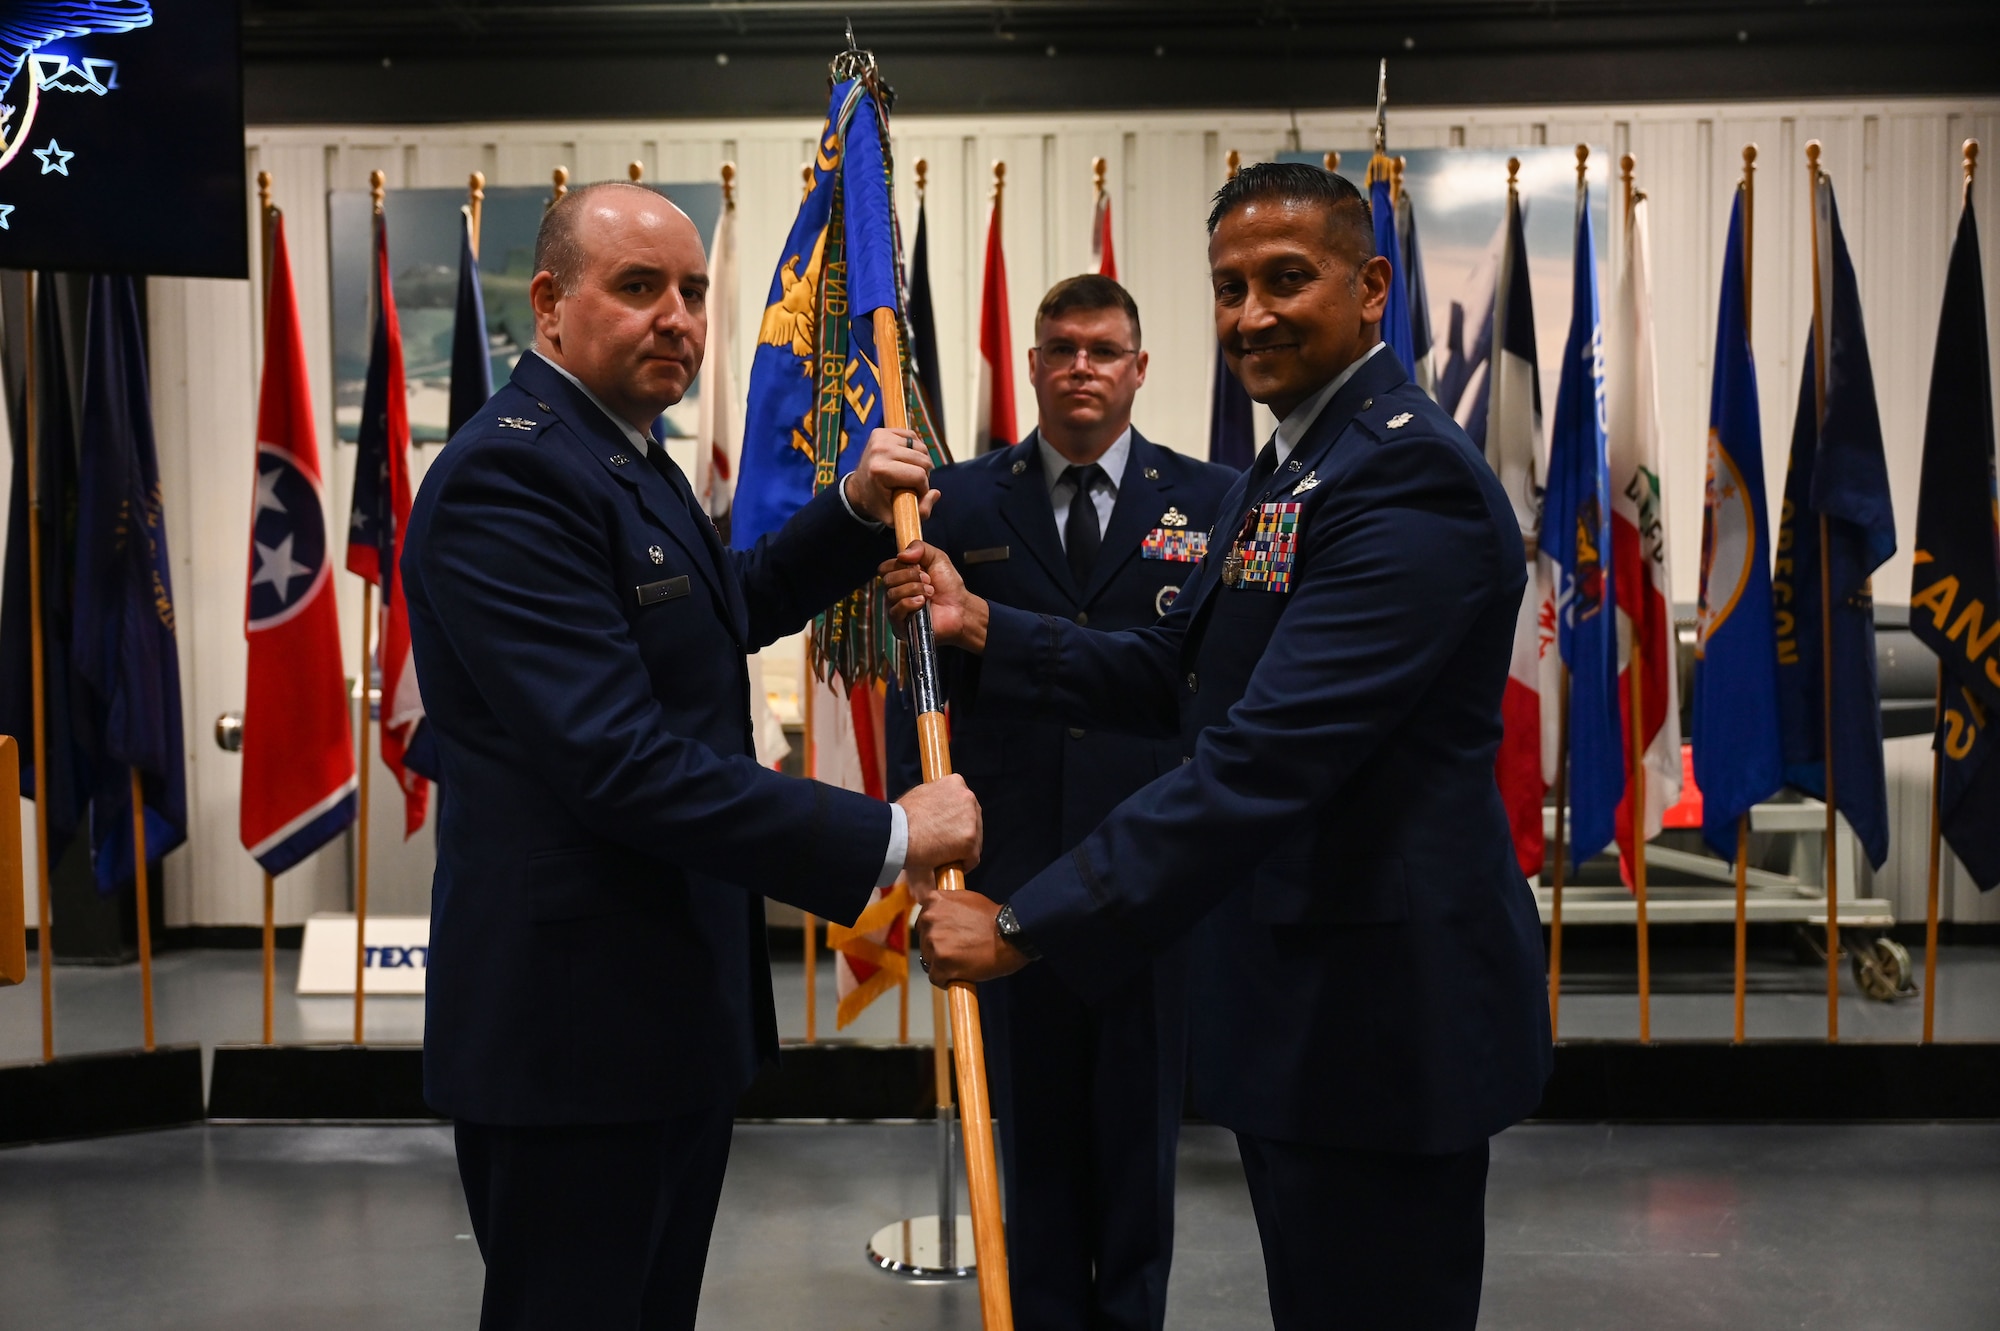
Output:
top-left (995, 904), bottom-right (1043, 961)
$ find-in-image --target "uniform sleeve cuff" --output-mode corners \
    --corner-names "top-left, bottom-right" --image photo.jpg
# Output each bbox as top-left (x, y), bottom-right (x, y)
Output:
top-left (876, 800), bottom-right (909, 888)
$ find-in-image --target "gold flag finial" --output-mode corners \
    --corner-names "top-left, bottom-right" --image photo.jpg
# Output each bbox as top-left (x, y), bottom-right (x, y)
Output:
top-left (1805, 139), bottom-right (1822, 178)
top-left (1743, 143), bottom-right (1757, 175)
top-left (1507, 156), bottom-right (1521, 189)
top-left (992, 159), bottom-right (1006, 198)
top-left (468, 171), bottom-right (486, 260)
top-left (257, 170), bottom-right (272, 215)
top-left (720, 161), bottom-right (736, 208)
top-left (1092, 155), bottom-right (1107, 197)
top-left (550, 165), bottom-right (569, 208)
top-left (914, 156), bottom-right (928, 197)
top-left (1322, 150), bottom-right (1339, 173)
top-left (1966, 139), bottom-right (1980, 190)
top-left (628, 160), bottom-right (644, 183)
top-left (369, 169), bottom-right (385, 215)
top-left (1226, 148), bottom-right (1241, 181)
top-left (1574, 144), bottom-right (1589, 188)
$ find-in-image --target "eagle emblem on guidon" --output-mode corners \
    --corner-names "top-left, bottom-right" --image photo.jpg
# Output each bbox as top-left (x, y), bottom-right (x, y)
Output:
top-left (757, 225), bottom-right (829, 358)
top-left (1696, 428), bottom-right (1756, 656)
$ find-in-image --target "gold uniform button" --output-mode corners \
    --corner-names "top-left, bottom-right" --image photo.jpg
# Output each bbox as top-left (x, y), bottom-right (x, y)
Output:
top-left (1068, 727), bottom-right (1086, 740)
top-left (1076, 611), bottom-right (1090, 627)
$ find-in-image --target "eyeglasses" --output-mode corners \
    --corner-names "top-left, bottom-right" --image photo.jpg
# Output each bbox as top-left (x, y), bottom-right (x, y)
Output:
top-left (1035, 342), bottom-right (1138, 370)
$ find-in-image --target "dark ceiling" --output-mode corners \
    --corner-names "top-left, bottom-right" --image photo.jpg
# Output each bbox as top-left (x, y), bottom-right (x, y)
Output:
top-left (240, 1), bottom-right (2000, 123)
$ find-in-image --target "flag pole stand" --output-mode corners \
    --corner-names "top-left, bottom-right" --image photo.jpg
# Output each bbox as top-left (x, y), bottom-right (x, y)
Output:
top-left (22, 274), bottom-right (56, 1063)
top-left (873, 305), bottom-right (1012, 1324)
top-left (1806, 141), bottom-right (1840, 1044)
top-left (867, 968), bottom-right (975, 1280)
top-left (1549, 668), bottom-right (1570, 1040)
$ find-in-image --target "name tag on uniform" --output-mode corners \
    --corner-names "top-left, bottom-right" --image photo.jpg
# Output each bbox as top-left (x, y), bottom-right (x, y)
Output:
top-left (636, 576), bottom-right (690, 606)
top-left (964, 546), bottom-right (1011, 566)
top-left (1221, 503), bottom-right (1301, 591)
top-left (1142, 528), bottom-right (1208, 563)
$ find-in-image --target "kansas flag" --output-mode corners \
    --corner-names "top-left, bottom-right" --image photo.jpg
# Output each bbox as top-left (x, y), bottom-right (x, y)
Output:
top-left (1692, 186), bottom-right (1784, 860)
top-left (1774, 173), bottom-right (1895, 870)
top-left (1543, 172), bottom-right (1624, 870)
top-left (1910, 184), bottom-right (1999, 890)
top-left (735, 78), bottom-right (939, 551)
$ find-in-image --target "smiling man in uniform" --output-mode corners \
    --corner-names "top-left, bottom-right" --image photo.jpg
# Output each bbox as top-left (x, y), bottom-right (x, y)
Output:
top-left (891, 163), bottom-right (1552, 1330)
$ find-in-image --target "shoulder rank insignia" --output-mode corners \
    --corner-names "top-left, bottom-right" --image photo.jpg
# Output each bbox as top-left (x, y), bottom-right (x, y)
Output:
top-left (1222, 501), bottom-right (1302, 591)
top-left (1386, 412), bottom-right (1414, 430)
top-left (1160, 506), bottom-right (1189, 528)
top-left (498, 416), bottom-right (538, 431)
top-left (1292, 472), bottom-right (1320, 496)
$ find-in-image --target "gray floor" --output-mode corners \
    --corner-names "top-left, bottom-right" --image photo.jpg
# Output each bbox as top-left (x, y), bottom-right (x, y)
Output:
top-left (2, 1121), bottom-right (1996, 1329)
top-left (4, 942), bottom-right (1997, 1089)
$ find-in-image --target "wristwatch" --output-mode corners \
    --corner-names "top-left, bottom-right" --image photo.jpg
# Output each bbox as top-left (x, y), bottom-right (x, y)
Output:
top-left (995, 904), bottom-right (1042, 961)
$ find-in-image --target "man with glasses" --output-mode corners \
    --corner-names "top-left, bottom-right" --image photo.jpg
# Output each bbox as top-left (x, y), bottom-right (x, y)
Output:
top-left (889, 274), bottom-right (1234, 1331)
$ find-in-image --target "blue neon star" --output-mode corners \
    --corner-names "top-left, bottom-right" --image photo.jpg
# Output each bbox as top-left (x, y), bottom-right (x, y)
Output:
top-left (0, 204), bottom-right (12, 230)
top-left (33, 138), bottom-right (73, 175)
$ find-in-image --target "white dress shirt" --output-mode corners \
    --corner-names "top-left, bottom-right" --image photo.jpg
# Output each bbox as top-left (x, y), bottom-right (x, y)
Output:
top-left (1272, 341), bottom-right (1389, 468)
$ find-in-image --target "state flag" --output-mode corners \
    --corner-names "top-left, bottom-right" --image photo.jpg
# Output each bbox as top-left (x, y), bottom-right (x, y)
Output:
top-left (1092, 176), bottom-right (1117, 280)
top-left (694, 185), bottom-right (740, 535)
top-left (975, 177), bottom-right (1016, 453)
top-left (1909, 183), bottom-right (2000, 889)
top-left (1396, 186), bottom-right (1435, 399)
top-left (446, 206), bottom-right (492, 441)
top-left (1774, 171), bottom-right (1894, 870)
top-left (1369, 173), bottom-right (1417, 381)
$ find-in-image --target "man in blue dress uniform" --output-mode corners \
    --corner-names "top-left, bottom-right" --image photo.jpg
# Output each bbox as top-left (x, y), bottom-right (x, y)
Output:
top-left (401, 182), bottom-right (982, 1330)
top-left (891, 164), bottom-right (1552, 1330)
top-left (889, 275), bottom-right (1235, 1330)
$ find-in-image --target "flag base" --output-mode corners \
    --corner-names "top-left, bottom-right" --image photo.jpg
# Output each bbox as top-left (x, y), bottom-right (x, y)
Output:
top-left (867, 1214), bottom-right (977, 1280)
top-left (0, 1045), bottom-right (204, 1147)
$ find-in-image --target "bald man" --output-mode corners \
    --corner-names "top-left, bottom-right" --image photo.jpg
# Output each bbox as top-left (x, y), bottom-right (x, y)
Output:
top-left (401, 182), bottom-right (982, 1329)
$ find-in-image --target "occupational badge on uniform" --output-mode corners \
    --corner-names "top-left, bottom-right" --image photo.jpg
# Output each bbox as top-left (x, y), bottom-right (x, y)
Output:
top-left (498, 416), bottom-right (537, 430)
top-left (1292, 472), bottom-right (1320, 495)
top-left (1143, 467), bottom-right (1161, 480)
top-left (1159, 506), bottom-right (1189, 528)
top-left (1155, 584), bottom-right (1181, 615)
top-left (1221, 502), bottom-right (1301, 591)
top-left (1386, 412), bottom-right (1414, 430)
top-left (648, 545), bottom-right (664, 564)
top-left (1143, 527), bottom-right (1208, 562)
top-left (609, 453), bottom-right (631, 466)
top-left (1010, 459), bottom-right (1028, 475)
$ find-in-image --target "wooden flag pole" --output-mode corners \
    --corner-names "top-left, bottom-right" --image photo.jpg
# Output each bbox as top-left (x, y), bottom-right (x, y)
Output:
top-left (129, 769), bottom-right (155, 1051)
top-left (23, 274), bottom-right (55, 1062)
top-left (801, 677), bottom-right (818, 1043)
top-left (877, 302), bottom-right (1012, 1325)
top-left (931, 974), bottom-right (956, 1268)
top-left (1550, 666), bottom-right (1570, 1039)
top-left (1620, 152), bottom-right (1653, 1044)
top-left (258, 170), bottom-right (280, 1047)
top-left (1805, 140), bottom-right (1839, 1043)
top-left (1923, 663), bottom-right (1944, 1043)
top-left (352, 168), bottom-right (386, 1045)
top-left (468, 171), bottom-right (485, 260)
top-left (1733, 144), bottom-right (1756, 1046)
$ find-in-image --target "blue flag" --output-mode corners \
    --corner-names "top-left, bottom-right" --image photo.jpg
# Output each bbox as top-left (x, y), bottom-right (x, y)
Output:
top-left (69, 276), bottom-right (186, 891)
top-left (1207, 343), bottom-right (1255, 470)
top-left (1910, 193), bottom-right (2000, 890)
top-left (1774, 177), bottom-right (1895, 870)
top-left (735, 78), bottom-right (937, 552)
top-left (0, 275), bottom-right (93, 863)
top-left (1397, 189), bottom-right (1435, 398)
top-left (1542, 180), bottom-right (1623, 869)
top-left (446, 208), bottom-right (493, 440)
top-left (1370, 176), bottom-right (1416, 380)
top-left (1692, 188), bottom-right (1784, 860)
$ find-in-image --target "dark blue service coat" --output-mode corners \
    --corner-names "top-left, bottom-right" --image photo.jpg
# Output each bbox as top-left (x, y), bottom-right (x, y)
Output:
top-left (968, 350), bottom-right (1554, 1154)
top-left (403, 353), bottom-right (891, 1126)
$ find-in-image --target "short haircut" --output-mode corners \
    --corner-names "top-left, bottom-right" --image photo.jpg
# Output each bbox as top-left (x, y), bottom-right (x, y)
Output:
top-left (533, 180), bottom-right (664, 295)
top-left (1206, 161), bottom-right (1376, 271)
top-left (1034, 273), bottom-right (1142, 348)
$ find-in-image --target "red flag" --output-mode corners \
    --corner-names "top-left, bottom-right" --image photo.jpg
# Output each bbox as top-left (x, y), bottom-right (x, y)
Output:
top-left (242, 215), bottom-right (359, 873)
top-left (346, 214), bottom-right (429, 835)
top-left (819, 678), bottom-right (909, 1028)
top-left (1092, 185), bottom-right (1117, 280)
top-left (974, 183), bottom-right (1016, 453)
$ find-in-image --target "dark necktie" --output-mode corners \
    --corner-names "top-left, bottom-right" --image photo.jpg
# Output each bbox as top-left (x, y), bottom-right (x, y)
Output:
top-left (645, 444), bottom-right (727, 588)
top-left (1061, 462), bottom-right (1105, 587)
